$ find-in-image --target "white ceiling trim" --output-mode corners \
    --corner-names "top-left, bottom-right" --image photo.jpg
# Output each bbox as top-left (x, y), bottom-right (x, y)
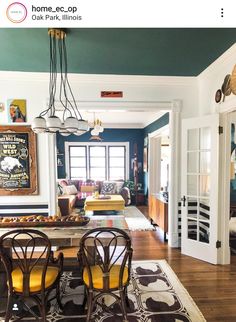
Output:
top-left (54, 100), bottom-right (172, 111)
top-left (0, 71), bottom-right (196, 86)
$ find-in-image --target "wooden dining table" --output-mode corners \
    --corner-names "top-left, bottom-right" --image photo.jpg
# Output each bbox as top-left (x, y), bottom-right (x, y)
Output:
top-left (0, 215), bottom-right (128, 246)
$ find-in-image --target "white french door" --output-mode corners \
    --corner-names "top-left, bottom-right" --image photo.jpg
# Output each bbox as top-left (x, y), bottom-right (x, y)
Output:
top-left (181, 114), bottom-right (220, 264)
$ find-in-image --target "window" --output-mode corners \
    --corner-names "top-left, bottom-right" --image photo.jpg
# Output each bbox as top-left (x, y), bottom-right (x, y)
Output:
top-left (108, 146), bottom-right (125, 180)
top-left (69, 146), bottom-right (87, 180)
top-left (89, 146), bottom-right (106, 180)
top-left (66, 143), bottom-right (129, 181)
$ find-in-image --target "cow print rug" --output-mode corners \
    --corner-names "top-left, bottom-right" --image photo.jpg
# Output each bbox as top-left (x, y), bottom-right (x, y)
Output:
top-left (0, 260), bottom-right (206, 322)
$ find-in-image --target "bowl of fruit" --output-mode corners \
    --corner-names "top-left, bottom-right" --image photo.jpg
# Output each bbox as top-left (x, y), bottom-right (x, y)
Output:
top-left (0, 215), bottom-right (90, 227)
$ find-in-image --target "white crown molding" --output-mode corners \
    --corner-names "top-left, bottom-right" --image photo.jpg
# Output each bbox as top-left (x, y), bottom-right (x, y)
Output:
top-left (0, 70), bottom-right (196, 87)
top-left (103, 123), bottom-right (143, 128)
top-left (198, 43), bottom-right (236, 80)
top-left (54, 100), bottom-right (172, 111)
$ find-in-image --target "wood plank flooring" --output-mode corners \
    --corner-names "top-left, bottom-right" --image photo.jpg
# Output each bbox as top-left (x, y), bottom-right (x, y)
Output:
top-left (57, 205), bottom-right (236, 322)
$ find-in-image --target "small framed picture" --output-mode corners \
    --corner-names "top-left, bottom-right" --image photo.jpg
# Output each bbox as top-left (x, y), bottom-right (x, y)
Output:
top-left (7, 99), bottom-right (27, 123)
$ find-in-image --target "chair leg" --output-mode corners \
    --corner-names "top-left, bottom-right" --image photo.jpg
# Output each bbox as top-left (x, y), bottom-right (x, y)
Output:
top-left (56, 282), bottom-right (63, 310)
top-left (86, 290), bottom-right (94, 322)
top-left (38, 299), bottom-right (47, 322)
top-left (5, 294), bottom-right (13, 322)
top-left (119, 289), bottom-right (129, 322)
top-left (124, 286), bottom-right (130, 308)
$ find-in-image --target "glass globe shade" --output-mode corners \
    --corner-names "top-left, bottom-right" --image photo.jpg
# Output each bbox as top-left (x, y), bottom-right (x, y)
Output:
top-left (46, 116), bottom-right (61, 132)
top-left (64, 117), bottom-right (79, 133)
top-left (32, 116), bottom-right (46, 133)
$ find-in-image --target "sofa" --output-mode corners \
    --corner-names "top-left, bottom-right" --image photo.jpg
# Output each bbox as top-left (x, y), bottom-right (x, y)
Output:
top-left (58, 179), bottom-right (131, 216)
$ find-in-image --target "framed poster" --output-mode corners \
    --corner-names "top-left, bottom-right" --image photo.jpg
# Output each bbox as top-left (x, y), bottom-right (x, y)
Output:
top-left (0, 126), bottom-right (38, 195)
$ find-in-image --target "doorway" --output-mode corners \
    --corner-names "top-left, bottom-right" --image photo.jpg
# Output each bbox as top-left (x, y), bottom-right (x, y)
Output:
top-left (148, 125), bottom-right (170, 243)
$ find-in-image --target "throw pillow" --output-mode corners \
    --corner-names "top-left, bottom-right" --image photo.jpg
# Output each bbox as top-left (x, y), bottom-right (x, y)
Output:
top-left (63, 184), bottom-right (78, 195)
top-left (115, 181), bottom-right (124, 193)
top-left (81, 185), bottom-right (96, 193)
top-left (57, 183), bottom-right (63, 196)
top-left (101, 182), bottom-right (117, 195)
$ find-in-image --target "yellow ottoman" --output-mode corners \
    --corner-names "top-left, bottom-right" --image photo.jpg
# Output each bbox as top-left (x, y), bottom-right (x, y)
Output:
top-left (84, 195), bottom-right (125, 212)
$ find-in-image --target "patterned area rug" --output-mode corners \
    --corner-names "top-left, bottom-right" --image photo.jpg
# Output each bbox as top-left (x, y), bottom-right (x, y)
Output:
top-left (86, 206), bottom-right (155, 231)
top-left (2, 260), bottom-right (206, 322)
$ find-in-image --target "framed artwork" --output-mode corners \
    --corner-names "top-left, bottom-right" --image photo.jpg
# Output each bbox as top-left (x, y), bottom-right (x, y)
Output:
top-left (7, 99), bottom-right (27, 123)
top-left (0, 126), bottom-right (38, 195)
top-left (143, 146), bottom-right (148, 172)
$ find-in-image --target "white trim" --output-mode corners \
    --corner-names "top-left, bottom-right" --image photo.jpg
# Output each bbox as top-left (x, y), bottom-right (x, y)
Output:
top-left (218, 112), bottom-right (231, 264)
top-left (214, 95), bottom-right (236, 264)
top-left (102, 123), bottom-right (144, 129)
top-left (147, 100), bottom-right (181, 248)
top-left (64, 141), bottom-right (130, 181)
top-left (0, 70), bottom-right (196, 86)
top-left (168, 101), bottom-right (182, 247)
top-left (0, 209), bottom-right (48, 214)
top-left (55, 100), bottom-right (172, 111)
top-left (47, 134), bottom-right (58, 216)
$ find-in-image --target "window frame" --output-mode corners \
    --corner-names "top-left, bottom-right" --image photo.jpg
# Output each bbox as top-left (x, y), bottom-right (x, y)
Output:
top-left (65, 141), bottom-right (129, 180)
top-left (69, 145), bottom-right (87, 180)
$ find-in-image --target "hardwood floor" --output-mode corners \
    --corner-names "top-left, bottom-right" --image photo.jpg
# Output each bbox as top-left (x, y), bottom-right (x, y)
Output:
top-left (57, 205), bottom-right (236, 322)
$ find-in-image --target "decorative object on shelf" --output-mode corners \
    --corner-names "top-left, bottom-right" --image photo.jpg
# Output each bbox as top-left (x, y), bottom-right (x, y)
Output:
top-left (221, 74), bottom-right (231, 101)
top-left (7, 99), bottom-right (26, 123)
top-left (32, 29), bottom-right (89, 136)
top-left (89, 112), bottom-right (103, 141)
top-left (215, 89), bottom-right (222, 103)
top-left (0, 102), bottom-right (4, 112)
top-left (0, 126), bottom-right (38, 195)
top-left (215, 65), bottom-right (236, 103)
top-left (230, 64), bottom-right (236, 95)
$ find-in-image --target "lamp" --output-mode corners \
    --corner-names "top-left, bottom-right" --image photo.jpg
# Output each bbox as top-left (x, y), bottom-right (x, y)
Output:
top-left (32, 29), bottom-right (89, 136)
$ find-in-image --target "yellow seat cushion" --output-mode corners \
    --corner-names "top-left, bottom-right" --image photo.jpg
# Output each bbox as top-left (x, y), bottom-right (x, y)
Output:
top-left (83, 265), bottom-right (128, 289)
top-left (11, 266), bottom-right (59, 293)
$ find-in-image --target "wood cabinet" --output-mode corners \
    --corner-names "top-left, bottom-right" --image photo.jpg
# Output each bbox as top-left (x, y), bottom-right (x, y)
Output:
top-left (149, 194), bottom-right (168, 240)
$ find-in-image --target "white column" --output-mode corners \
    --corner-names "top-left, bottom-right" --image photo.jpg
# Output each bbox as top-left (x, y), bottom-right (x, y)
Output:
top-left (168, 100), bottom-right (182, 247)
top-left (46, 134), bottom-right (57, 216)
top-left (148, 136), bottom-right (161, 195)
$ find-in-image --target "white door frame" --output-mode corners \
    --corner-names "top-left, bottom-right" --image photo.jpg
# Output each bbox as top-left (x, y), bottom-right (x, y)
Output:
top-left (48, 99), bottom-right (182, 244)
top-left (148, 100), bottom-right (182, 248)
top-left (217, 96), bottom-right (236, 264)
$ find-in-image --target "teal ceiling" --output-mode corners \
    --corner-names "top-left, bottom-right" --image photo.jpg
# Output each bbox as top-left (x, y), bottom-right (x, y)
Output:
top-left (0, 28), bottom-right (236, 76)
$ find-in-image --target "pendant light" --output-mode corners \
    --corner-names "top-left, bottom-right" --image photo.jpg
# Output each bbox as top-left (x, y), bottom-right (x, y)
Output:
top-left (32, 29), bottom-right (89, 136)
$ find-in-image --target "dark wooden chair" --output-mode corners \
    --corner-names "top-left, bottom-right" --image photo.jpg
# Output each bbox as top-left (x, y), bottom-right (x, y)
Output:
top-left (78, 227), bottom-right (133, 322)
top-left (0, 229), bottom-right (64, 322)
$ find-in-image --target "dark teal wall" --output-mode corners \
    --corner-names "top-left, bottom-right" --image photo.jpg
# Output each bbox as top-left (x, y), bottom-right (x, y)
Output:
top-left (56, 128), bottom-right (144, 184)
top-left (143, 113), bottom-right (169, 138)
top-left (143, 113), bottom-right (169, 197)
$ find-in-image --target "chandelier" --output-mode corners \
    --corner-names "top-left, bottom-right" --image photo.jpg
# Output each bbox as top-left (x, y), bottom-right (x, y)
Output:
top-left (89, 114), bottom-right (103, 141)
top-left (32, 29), bottom-right (89, 136)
